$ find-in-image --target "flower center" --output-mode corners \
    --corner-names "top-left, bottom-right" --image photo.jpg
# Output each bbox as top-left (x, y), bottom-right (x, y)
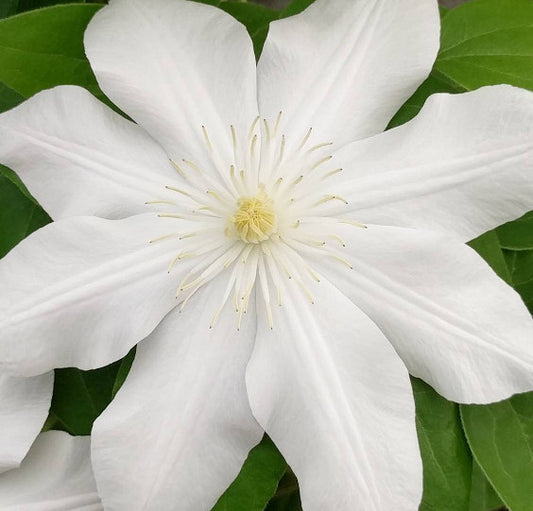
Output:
top-left (232, 189), bottom-right (277, 244)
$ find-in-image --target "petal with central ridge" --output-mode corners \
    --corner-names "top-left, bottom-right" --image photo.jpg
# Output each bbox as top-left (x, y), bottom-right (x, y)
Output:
top-left (0, 86), bottom-right (175, 221)
top-left (92, 277), bottom-right (263, 511)
top-left (246, 277), bottom-right (421, 511)
top-left (0, 213), bottom-right (196, 376)
top-left (327, 86), bottom-right (533, 241)
top-left (311, 223), bottom-right (533, 403)
top-left (257, 0), bottom-right (439, 149)
top-left (85, 0), bottom-right (259, 172)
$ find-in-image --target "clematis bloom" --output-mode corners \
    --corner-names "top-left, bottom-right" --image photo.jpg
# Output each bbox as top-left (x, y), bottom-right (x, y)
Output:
top-left (0, 0), bottom-right (533, 509)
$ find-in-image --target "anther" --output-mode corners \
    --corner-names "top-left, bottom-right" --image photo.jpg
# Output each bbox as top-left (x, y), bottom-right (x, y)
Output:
top-left (170, 159), bottom-right (188, 179)
top-left (298, 127), bottom-right (312, 150)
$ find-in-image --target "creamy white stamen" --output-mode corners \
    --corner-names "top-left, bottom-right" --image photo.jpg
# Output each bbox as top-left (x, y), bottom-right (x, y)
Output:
top-left (148, 113), bottom-right (365, 328)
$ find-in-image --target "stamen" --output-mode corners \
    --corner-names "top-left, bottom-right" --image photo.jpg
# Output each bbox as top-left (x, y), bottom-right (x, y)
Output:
top-left (170, 159), bottom-right (188, 179)
top-left (330, 234), bottom-right (346, 247)
top-left (179, 232), bottom-right (196, 240)
top-left (329, 254), bottom-right (353, 269)
top-left (338, 219), bottom-right (367, 229)
top-left (298, 127), bottom-right (312, 150)
top-left (314, 194), bottom-right (349, 206)
top-left (182, 159), bottom-right (203, 174)
top-left (149, 233), bottom-right (179, 244)
top-left (273, 111), bottom-right (282, 137)
top-left (263, 119), bottom-right (271, 142)
top-left (321, 168), bottom-right (343, 180)
top-left (307, 266), bottom-right (321, 282)
top-left (307, 142), bottom-right (333, 153)
top-left (201, 125), bottom-right (213, 152)
top-left (146, 200), bottom-right (176, 205)
top-left (157, 213), bottom-right (185, 219)
top-left (248, 116), bottom-right (260, 140)
top-left (230, 125), bottom-right (237, 149)
top-left (250, 134), bottom-right (258, 158)
top-left (311, 155), bottom-right (333, 170)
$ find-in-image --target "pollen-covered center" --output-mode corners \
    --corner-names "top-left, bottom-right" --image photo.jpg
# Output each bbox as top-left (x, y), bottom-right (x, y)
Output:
top-left (232, 189), bottom-right (277, 244)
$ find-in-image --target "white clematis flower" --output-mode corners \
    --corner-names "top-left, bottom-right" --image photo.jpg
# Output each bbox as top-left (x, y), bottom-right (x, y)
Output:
top-left (0, 0), bottom-right (532, 509)
top-left (0, 431), bottom-right (102, 509)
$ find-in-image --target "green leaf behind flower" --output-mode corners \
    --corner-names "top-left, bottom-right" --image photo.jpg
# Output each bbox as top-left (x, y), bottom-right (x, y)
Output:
top-left (461, 393), bottom-right (533, 511)
top-left (213, 436), bottom-right (287, 511)
top-left (0, 4), bottom-right (103, 99)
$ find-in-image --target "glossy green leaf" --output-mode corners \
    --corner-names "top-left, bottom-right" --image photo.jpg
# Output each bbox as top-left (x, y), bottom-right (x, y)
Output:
top-left (413, 378), bottom-right (473, 511)
top-left (468, 230), bottom-right (512, 284)
top-left (0, 170), bottom-right (49, 257)
top-left (435, 0), bottom-right (533, 92)
top-left (461, 392), bottom-right (533, 511)
top-left (0, 4), bottom-right (103, 99)
top-left (469, 461), bottom-right (504, 511)
top-left (212, 435), bottom-right (287, 511)
top-left (48, 363), bottom-right (121, 435)
top-left (497, 212), bottom-right (533, 250)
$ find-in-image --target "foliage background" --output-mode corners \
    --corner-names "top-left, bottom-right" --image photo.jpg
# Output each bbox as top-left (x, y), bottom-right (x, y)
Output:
top-left (0, 0), bottom-right (532, 510)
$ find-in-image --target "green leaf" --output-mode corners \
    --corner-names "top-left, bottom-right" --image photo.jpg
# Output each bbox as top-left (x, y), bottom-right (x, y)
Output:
top-left (504, 249), bottom-right (533, 314)
top-left (219, 2), bottom-right (278, 57)
top-left (279, 0), bottom-right (314, 18)
top-left (412, 378), bottom-right (473, 511)
top-left (16, 0), bottom-right (84, 13)
top-left (461, 392), bottom-right (533, 511)
top-left (0, 80), bottom-right (24, 112)
top-left (497, 212), bottom-right (533, 250)
top-left (0, 0), bottom-right (18, 20)
top-left (264, 468), bottom-right (302, 511)
top-left (49, 361), bottom-right (123, 435)
top-left (0, 171), bottom-right (49, 257)
top-left (435, 0), bottom-right (533, 92)
top-left (0, 4), bottom-right (104, 100)
top-left (468, 230), bottom-right (512, 285)
top-left (212, 435), bottom-right (287, 511)
top-left (469, 461), bottom-right (504, 511)
top-left (111, 347), bottom-right (136, 398)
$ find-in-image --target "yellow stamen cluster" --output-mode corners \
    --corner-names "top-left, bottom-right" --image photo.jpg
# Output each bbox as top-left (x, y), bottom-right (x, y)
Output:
top-left (232, 190), bottom-right (277, 243)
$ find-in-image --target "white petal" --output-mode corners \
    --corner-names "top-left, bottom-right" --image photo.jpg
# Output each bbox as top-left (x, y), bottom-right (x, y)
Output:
top-left (246, 277), bottom-right (421, 511)
top-left (257, 0), bottom-right (439, 148)
top-left (85, 0), bottom-right (258, 170)
top-left (0, 213), bottom-right (197, 376)
top-left (312, 223), bottom-right (533, 403)
top-left (0, 431), bottom-right (102, 510)
top-left (0, 373), bottom-right (53, 474)
top-left (329, 86), bottom-right (533, 241)
top-left (92, 277), bottom-right (263, 511)
top-left (0, 86), bottom-right (174, 220)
